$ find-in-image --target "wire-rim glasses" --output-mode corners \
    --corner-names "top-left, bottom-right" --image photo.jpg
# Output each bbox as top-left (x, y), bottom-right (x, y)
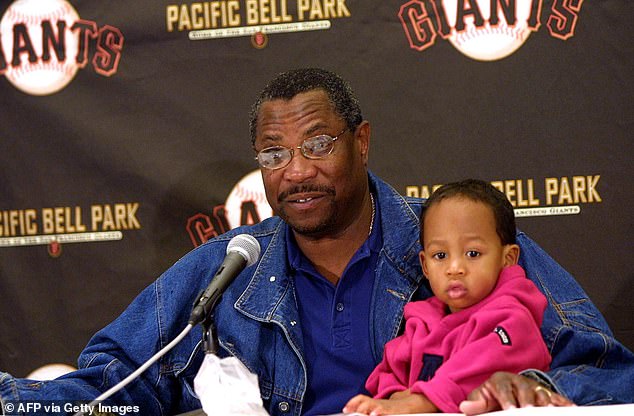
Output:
top-left (255, 128), bottom-right (347, 170)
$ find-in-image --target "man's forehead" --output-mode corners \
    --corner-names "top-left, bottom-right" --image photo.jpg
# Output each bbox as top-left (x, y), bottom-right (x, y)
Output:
top-left (256, 91), bottom-right (337, 128)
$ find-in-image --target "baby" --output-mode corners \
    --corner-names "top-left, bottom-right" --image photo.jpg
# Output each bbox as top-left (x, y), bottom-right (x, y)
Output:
top-left (344, 179), bottom-right (551, 415)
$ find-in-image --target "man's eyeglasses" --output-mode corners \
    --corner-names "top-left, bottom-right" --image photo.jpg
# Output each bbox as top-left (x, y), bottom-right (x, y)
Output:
top-left (255, 129), bottom-right (347, 170)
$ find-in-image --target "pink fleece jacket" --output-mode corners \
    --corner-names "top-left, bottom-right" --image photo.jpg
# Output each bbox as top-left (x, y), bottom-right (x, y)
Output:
top-left (365, 264), bottom-right (551, 413)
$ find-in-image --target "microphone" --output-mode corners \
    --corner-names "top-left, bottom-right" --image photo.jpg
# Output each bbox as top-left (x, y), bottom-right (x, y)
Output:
top-left (74, 235), bottom-right (261, 415)
top-left (189, 234), bottom-right (261, 325)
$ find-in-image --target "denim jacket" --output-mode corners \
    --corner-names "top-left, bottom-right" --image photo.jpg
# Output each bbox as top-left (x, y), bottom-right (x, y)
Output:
top-left (1, 172), bottom-right (633, 415)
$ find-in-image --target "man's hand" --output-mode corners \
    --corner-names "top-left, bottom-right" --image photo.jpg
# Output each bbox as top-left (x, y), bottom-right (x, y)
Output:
top-left (459, 372), bottom-right (574, 415)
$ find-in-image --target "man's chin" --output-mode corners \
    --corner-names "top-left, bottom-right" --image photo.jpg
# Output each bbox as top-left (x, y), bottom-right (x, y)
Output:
top-left (286, 218), bottom-right (333, 238)
top-left (289, 223), bottom-right (329, 237)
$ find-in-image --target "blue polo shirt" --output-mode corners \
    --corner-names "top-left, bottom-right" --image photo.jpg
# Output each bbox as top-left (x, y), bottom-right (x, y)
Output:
top-left (286, 199), bottom-right (383, 415)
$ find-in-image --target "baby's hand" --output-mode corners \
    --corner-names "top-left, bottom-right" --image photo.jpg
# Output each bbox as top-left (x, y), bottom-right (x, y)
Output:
top-left (343, 394), bottom-right (389, 416)
top-left (344, 390), bottom-right (438, 415)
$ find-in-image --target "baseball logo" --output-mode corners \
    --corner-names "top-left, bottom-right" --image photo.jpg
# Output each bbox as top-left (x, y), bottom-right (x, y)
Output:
top-left (1, 0), bottom-right (80, 95)
top-left (444, 0), bottom-right (533, 61)
top-left (225, 169), bottom-right (273, 229)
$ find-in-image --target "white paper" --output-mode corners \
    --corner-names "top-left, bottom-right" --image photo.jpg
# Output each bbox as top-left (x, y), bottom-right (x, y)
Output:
top-left (194, 354), bottom-right (269, 415)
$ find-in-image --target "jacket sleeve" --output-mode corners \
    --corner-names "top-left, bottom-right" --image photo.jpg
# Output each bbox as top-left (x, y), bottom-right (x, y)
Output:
top-left (365, 301), bottom-right (437, 400)
top-left (0, 282), bottom-right (167, 415)
top-left (517, 231), bottom-right (634, 405)
top-left (409, 300), bottom-right (550, 413)
top-left (0, 247), bottom-right (211, 416)
top-left (364, 336), bottom-right (410, 399)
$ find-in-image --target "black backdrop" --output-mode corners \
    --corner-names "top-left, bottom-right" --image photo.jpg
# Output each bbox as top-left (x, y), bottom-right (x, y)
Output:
top-left (1, 0), bottom-right (632, 378)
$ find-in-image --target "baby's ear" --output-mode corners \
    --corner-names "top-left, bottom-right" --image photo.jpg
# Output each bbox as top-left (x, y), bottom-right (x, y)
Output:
top-left (419, 250), bottom-right (429, 278)
top-left (503, 244), bottom-right (520, 266)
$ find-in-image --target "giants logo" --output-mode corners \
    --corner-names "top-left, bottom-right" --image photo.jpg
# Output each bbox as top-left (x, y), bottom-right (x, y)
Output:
top-left (0, 0), bottom-right (124, 95)
top-left (398, 0), bottom-right (583, 61)
top-left (187, 170), bottom-right (273, 247)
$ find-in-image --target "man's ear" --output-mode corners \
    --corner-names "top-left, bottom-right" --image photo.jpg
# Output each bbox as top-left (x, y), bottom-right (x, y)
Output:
top-left (419, 250), bottom-right (429, 278)
top-left (503, 244), bottom-right (520, 266)
top-left (355, 121), bottom-right (370, 165)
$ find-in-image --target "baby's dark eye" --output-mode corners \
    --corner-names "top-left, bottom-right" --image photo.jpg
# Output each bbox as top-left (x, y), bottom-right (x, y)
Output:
top-left (466, 250), bottom-right (480, 258)
top-left (433, 252), bottom-right (447, 260)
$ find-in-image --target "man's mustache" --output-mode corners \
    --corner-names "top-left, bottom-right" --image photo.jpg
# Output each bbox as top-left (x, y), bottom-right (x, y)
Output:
top-left (278, 185), bottom-right (336, 202)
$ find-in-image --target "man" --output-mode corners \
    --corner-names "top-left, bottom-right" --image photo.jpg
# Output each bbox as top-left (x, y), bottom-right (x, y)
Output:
top-left (1, 68), bottom-right (632, 415)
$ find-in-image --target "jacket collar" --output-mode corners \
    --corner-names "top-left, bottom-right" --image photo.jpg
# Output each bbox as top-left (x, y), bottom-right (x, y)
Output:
top-left (235, 171), bottom-right (424, 323)
top-left (369, 171), bottom-right (423, 285)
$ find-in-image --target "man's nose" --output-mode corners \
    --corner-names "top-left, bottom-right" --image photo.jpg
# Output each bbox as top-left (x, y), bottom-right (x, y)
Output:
top-left (282, 150), bottom-right (318, 182)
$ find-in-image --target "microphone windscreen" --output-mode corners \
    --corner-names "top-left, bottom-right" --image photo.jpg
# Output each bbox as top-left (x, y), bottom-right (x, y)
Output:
top-left (226, 234), bottom-right (261, 267)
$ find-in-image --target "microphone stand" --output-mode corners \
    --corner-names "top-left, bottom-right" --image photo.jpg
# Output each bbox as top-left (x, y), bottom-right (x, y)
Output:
top-left (75, 234), bottom-right (260, 416)
top-left (201, 312), bottom-right (219, 354)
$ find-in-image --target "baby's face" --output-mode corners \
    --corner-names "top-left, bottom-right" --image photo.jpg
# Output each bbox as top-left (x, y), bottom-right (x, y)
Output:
top-left (420, 197), bottom-right (517, 313)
